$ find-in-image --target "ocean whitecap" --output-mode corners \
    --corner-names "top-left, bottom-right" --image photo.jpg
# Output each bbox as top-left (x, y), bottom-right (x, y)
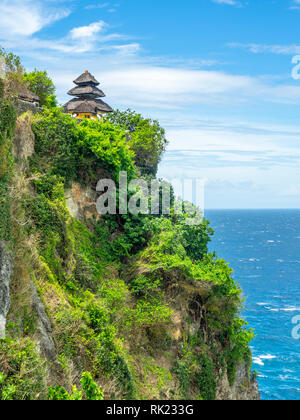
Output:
top-left (260, 354), bottom-right (276, 360)
top-left (253, 357), bottom-right (264, 366)
top-left (281, 306), bottom-right (300, 312)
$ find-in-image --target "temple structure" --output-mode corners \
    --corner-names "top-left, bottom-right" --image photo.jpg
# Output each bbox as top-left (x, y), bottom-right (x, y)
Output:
top-left (18, 85), bottom-right (40, 106)
top-left (64, 71), bottom-right (113, 120)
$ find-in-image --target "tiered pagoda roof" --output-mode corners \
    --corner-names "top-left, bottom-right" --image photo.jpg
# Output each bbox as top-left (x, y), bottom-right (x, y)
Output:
top-left (64, 71), bottom-right (113, 116)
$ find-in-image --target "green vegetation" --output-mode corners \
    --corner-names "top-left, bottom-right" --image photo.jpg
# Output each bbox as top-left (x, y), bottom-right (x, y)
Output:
top-left (23, 69), bottom-right (56, 106)
top-left (0, 99), bottom-right (16, 240)
top-left (31, 108), bottom-right (135, 185)
top-left (0, 48), bottom-right (55, 105)
top-left (48, 372), bottom-right (104, 400)
top-left (0, 49), bottom-right (24, 100)
top-left (106, 109), bottom-right (168, 176)
top-left (0, 51), bottom-right (256, 400)
top-left (0, 337), bottom-right (47, 400)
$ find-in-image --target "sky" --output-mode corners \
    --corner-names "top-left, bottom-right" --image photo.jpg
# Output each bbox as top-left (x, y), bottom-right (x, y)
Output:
top-left (1, 0), bottom-right (300, 208)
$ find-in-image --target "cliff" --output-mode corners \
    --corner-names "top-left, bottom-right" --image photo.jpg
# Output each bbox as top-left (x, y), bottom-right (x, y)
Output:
top-left (0, 104), bottom-right (260, 401)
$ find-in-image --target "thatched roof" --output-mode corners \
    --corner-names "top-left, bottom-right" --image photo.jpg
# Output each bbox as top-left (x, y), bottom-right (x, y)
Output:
top-left (64, 97), bottom-right (113, 113)
top-left (73, 71), bottom-right (99, 86)
top-left (68, 85), bottom-right (105, 98)
top-left (18, 85), bottom-right (40, 103)
top-left (72, 100), bottom-right (97, 115)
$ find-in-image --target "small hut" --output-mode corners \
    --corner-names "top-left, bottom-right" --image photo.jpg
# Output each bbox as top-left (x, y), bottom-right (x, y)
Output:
top-left (18, 85), bottom-right (40, 106)
top-left (64, 71), bottom-right (113, 120)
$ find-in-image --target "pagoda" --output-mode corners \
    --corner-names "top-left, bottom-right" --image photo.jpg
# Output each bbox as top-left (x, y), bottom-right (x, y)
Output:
top-left (64, 70), bottom-right (113, 120)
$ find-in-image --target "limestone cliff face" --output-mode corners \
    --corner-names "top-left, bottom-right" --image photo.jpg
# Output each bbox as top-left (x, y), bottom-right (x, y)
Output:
top-left (10, 117), bottom-right (57, 361)
top-left (216, 364), bottom-right (260, 400)
top-left (12, 113), bottom-right (35, 171)
top-left (0, 242), bottom-right (13, 338)
top-left (67, 182), bottom-right (260, 401)
top-left (29, 282), bottom-right (56, 361)
top-left (65, 182), bottom-right (100, 223)
top-left (5, 113), bottom-right (261, 400)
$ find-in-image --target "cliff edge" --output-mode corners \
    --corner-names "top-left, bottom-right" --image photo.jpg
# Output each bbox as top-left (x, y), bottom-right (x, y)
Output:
top-left (0, 105), bottom-right (260, 400)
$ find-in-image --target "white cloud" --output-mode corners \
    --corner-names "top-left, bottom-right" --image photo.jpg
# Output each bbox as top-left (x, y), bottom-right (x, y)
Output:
top-left (290, 0), bottom-right (300, 10)
top-left (2, 2), bottom-right (299, 111)
top-left (157, 120), bottom-right (300, 208)
top-left (0, 0), bottom-right (70, 37)
top-left (229, 42), bottom-right (300, 55)
top-left (42, 59), bottom-right (300, 112)
top-left (0, 0), bottom-right (137, 55)
top-left (211, 0), bottom-right (242, 6)
top-left (70, 21), bottom-right (106, 40)
top-left (92, 67), bottom-right (300, 108)
top-left (85, 3), bottom-right (110, 10)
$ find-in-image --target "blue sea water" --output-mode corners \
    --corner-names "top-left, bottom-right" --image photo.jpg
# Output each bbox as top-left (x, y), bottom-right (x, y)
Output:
top-left (206, 210), bottom-right (300, 401)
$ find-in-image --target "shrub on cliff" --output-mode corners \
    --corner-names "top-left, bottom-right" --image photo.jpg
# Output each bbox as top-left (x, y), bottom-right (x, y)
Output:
top-left (0, 337), bottom-right (47, 400)
top-left (0, 49), bottom-right (24, 100)
top-left (48, 372), bottom-right (104, 400)
top-left (77, 119), bottom-right (135, 182)
top-left (31, 108), bottom-right (135, 184)
top-left (105, 109), bottom-right (168, 176)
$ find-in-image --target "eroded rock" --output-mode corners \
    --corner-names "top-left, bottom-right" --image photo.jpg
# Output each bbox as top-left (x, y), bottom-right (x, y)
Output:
top-left (12, 113), bottom-right (35, 171)
top-left (65, 181), bottom-right (100, 222)
top-left (31, 282), bottom-right (56, 361)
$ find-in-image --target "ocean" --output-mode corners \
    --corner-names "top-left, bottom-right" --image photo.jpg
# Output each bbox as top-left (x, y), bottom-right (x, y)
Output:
top-left (206, 209), bottom-right (300, 401)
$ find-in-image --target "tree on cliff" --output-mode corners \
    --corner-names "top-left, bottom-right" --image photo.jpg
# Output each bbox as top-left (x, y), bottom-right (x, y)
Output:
top-left (23, 69), bottom-right (56, 106)
top-left (0, 48), bottom-right (24, 99)
top-left (105, 109), bottom-right (168, 176)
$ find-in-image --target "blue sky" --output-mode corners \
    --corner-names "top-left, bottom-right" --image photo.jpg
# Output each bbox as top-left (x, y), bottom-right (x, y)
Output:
top-left (1, 0), bottom-right (300, 208)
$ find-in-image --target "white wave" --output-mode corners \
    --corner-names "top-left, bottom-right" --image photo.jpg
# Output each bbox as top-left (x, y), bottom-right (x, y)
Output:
top-left (281, 306), bottom-right (300, 312)
top-left (260, 354), bottom-right (276, 360)
top-left (253, 354), bottom-right (276, 366)
top-left (253, 357), bottom-right (264, 366)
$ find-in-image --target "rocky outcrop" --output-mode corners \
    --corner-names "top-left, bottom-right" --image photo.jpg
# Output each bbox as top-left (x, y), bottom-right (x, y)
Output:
top-left (65, 182), bottom-right (100, 223)
top-left (216, 363), bottom-right (260, 400)
top-left (12, 113), bottom-right (35, 171)
top-left (15, 101), bottom-right (42, 118)
top-left (31, 282), bottom-right (56, 361)
top-left (0, 242), bottom-right (13, 338)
